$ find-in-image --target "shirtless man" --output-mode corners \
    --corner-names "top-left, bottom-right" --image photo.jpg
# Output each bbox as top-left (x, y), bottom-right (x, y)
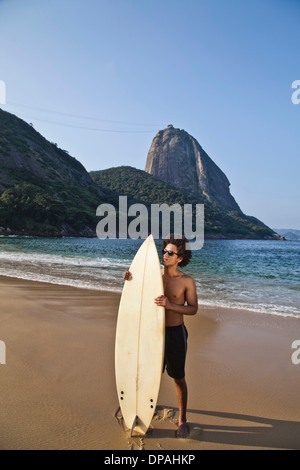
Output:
top-left (124, 234), bottom-right (198, 438)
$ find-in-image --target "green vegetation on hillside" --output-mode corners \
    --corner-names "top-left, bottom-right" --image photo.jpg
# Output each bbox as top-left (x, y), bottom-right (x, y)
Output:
top-left (0, 109), bottom-right (277, 239)
top-left (0, 109), bottom-right (110, 235)
top-left (90, 166), bottom-right (204, 206)
top-left (90, 166), bottom-right (276, 239)
top-left (0, 182), bottom-right (102, 234)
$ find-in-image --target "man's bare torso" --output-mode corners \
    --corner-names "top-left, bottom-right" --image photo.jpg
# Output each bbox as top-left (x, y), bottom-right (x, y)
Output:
top-left (163, 270), bottom-right (191, 327)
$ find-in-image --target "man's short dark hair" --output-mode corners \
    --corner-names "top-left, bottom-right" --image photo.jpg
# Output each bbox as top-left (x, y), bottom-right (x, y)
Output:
top-left (162, 234), bottom-right (192, 268)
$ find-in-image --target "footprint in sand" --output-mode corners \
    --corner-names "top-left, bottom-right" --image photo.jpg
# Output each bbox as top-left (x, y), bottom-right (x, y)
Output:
top-left (162, 408), bottom-right (175, 421)
top-left (127, 437), bottom-right (145, 450)
top-left (153, 406), bottom-right (176, 423)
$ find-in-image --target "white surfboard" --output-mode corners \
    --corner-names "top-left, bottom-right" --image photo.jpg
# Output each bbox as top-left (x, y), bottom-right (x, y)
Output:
top-left (115, 234), bottom-right (165, 436)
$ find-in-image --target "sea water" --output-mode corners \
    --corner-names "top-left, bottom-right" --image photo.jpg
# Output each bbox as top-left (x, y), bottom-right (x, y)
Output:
top-left (0, 236), bottom-right (299, 319)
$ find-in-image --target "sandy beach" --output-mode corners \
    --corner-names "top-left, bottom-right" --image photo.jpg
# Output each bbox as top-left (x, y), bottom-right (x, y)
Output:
top-left (0, 275), bottom-right (300, 450)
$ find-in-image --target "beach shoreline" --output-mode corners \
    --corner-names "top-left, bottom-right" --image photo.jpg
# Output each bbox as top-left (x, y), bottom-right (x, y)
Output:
top-left (0, 275), bottom-right (300, 450)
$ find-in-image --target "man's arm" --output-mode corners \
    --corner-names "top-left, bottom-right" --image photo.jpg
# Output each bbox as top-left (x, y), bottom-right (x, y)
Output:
top-left (154, 278), bottom-right (198, 316)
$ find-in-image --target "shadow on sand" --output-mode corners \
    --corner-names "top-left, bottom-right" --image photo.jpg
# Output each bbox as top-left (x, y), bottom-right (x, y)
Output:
top-left (156, 406), bottom-right (300, 449)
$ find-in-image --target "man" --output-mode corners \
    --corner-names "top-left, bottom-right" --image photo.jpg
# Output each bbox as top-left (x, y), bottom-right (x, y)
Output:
top-left (124, 234), bottom-right (198, 438)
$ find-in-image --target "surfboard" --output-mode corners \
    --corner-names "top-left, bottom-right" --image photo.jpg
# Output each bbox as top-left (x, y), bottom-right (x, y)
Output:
top-left (115, 234), bottom-right (165, 436)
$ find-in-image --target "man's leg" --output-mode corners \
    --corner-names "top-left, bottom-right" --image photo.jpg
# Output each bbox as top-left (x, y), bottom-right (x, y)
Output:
top-left (174, 377), bottom-right (189, 438)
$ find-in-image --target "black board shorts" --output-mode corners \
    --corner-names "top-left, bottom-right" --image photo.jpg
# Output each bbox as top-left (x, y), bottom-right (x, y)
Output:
top-left (164, 323), bottom-right (188, 380)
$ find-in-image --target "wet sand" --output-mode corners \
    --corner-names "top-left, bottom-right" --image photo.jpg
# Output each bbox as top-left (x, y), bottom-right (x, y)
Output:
top-left (0, 275), bottom-right (300, 450)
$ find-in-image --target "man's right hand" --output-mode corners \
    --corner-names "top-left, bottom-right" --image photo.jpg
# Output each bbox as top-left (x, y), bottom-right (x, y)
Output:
top-left (123, 270), bottom-right (132, 281)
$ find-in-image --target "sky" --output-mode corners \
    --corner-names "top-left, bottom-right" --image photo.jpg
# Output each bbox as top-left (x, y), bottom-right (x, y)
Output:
top-left (0, 0), bottom-right (299, 229)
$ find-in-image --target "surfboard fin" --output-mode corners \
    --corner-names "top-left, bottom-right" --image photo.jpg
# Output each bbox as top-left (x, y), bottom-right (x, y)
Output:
top-left (130, 416), bottom-right (138, 437)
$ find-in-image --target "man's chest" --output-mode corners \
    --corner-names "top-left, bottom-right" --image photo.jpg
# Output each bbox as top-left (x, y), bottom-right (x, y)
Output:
top-left (163, 278), bottom-right (186, 302)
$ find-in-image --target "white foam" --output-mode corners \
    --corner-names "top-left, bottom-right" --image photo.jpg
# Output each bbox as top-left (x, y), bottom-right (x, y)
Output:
top-left (0, 250), bottom-right (130, 268)
top-left (197, 298), bottom-right (300, 319)
top-left (0, 243), bottom-right (299, 320)
top-left (0, 269), bottom-right (122, 293)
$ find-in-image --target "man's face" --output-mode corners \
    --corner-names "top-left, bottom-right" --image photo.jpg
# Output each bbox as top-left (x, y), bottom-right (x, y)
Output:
top-left (162, 243), bottom-right (183, 267)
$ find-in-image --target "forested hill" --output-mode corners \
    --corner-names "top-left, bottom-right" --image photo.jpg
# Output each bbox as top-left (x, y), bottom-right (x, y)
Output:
top-left (0, 109), bottom-right (281, 239)
top-left (0, 108), bottom-right (115, 236)
top-left (90, 166), bottom-right (279, 239)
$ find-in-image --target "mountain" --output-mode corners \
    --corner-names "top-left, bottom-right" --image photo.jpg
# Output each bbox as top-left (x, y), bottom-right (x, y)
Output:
top-left (90, 165), bottom-right (198, 207)
top-left (0, 109), bottom-right (282, 240)
top-left (145, 124), bottom-right (240, 212)
top-left (0, 108), bottom-right (114, 236)
top-left (142, 125), bottom-right (282, 239)
top-left (273, 228), bottom-right (300, 241)
top-left (90, 166), bottom-right (279, 239)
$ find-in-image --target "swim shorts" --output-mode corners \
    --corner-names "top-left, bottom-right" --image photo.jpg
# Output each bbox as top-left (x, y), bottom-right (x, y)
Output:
top-left (164, 323), bottom-right (188, 380)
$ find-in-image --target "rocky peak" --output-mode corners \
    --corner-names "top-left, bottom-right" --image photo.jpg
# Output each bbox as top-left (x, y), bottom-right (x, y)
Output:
top-left (145, 126), bottom-right (240, 212)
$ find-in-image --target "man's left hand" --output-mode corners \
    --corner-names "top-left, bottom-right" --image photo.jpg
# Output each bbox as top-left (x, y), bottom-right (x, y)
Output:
top-left (154, 295), bottom-right (170, 309)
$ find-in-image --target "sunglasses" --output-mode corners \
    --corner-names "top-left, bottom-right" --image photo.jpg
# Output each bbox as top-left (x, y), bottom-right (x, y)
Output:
top-left (162, 249), bottom-right (179, 257)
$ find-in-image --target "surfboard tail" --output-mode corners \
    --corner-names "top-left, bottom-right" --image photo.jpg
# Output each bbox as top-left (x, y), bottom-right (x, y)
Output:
top-left (130, 416), bottom-right (138, 437)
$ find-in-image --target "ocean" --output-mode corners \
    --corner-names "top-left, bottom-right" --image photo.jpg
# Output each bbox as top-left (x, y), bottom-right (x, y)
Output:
top-left (0, 236), bottom-right (299, 319)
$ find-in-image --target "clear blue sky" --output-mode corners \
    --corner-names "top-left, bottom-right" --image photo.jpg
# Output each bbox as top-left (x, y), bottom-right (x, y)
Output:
top-left (0, 0), bottom-right (299, 229)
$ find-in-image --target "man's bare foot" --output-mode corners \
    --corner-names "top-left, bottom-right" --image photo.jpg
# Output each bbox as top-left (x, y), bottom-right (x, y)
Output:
top-left (176, 422), bottom-right (189, 438)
